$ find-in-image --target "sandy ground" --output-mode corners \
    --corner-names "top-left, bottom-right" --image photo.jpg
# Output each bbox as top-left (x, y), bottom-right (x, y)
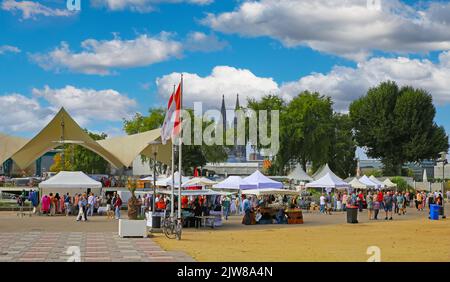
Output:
top-left (1, 205), bottom-right (450, 262)
top-left (153, 205), bottom-right (450, 262)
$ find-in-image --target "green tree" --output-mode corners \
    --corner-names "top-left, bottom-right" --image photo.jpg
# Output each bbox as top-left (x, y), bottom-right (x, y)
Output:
top-left (350, 81), bottom-right (449, 175)
top-left (51, 131), bottom-right (110, 174)
top-left (328, 113), bottom-right (357, 179)
top-left (282, 91), bottom-right (334, 173)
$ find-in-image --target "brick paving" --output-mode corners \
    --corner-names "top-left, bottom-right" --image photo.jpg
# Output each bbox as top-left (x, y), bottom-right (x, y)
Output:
top-left (0, 232), bottom-right (194, 262)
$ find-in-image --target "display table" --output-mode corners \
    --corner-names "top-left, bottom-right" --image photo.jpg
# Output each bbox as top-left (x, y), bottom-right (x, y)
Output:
top-left (208, 210), bottom-right (223, 227)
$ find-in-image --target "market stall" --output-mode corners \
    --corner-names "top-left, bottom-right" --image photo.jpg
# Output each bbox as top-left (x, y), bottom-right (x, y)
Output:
top-left (38, 171), bottom-right (102, 196)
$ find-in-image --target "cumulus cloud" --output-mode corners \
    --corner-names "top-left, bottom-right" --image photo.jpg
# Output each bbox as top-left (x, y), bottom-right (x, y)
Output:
top-left (156, 53), bottom-right (450, 112)
top-left (156, 66), bottom-right (280, 108)
top-left (203, 0), bottom-right (450, 61)
top-left (0, 86), bottom-right (137, 134)
top-left (0, 45), bottom-right (21, 54)
top-left (30, 33), bottom-right (182, 75)
top-left (281, 53), bottom-right (450, 110)
top-left (91, 0), bottom-right (213, 12)
top-left (0, 94), bottom-right (53, 133)
top-left (1, 0), bottom-right (74, 20)
top-left (185, 32), bottom-right (228, 52)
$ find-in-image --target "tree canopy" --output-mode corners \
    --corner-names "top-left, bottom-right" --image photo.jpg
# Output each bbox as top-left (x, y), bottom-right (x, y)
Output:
top-left (349, 81), bottom-right (449, 175)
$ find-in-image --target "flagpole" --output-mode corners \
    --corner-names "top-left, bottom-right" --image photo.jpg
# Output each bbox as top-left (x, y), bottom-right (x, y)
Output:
top-left (178, 74), bottom-right (183, 219)
top-left (171, 84), bottom-right (176, 217)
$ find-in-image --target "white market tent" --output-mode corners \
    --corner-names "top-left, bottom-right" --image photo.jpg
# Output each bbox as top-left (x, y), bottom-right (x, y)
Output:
top-left (359, 175), bottom-right (379, 189)
top-left (39, 171), bottom-right (102, 189)
top-left (158, 189), bottom-right (222, 196)
top-left (240, 170), bottom-right (283, 190)
top-left (181, 177), bottom-right (217, 188)
top-left (312, 163), bottom-right (340, 180)
top-left (287, 165), bottom-right (313, 182)
top-left (347, 177), bottom-right (369, 190)
top-left (155, 171), bottom-right (190, 187)
top-left (212, 176), bottom-right (243, 190)
top-left (305, 172), bottom-right (350, 189)
top-left (369, 175), bottom-right (385, 189)
top-left (39, 171), bottom-right (102, 195)
top-left (241, 188), bottom-right (299, 196)
top-left (383, 178), bottom-right (397, 188)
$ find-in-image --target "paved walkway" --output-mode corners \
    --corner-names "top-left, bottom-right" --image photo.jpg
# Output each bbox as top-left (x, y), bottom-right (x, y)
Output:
top-left (0, 231), bottom-right (194, 262)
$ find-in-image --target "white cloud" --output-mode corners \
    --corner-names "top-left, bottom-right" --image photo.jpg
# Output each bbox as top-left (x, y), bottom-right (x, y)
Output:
top-left (203, 0), bottom-right (450, 61)
top-left (156, 53), bottom-right (450, 112)
top-left (0, 45), bottom-right (20, 54)
top-left (0, 85), bottom-right (137, 134)
top-left (1, 0), bottom-right (74, 20)
top-left (185, 32), bottom-right (228, 52)
top-left (156, 65), bottom-right (280, 109)
top-left (30, 33), bottom-right (182, 75)
top-left (280, 53), bottom-right (450, 110)
top-left (0, 94), bottom-right (53, 133)
top-left (91, 0), bottom-right (212, 12)
top-left (32, 85), bottom-right (137, 123)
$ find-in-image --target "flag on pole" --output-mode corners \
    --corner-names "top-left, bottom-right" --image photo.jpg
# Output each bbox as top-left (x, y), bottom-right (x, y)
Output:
top-left (161, 83), bottom-right (181, 144)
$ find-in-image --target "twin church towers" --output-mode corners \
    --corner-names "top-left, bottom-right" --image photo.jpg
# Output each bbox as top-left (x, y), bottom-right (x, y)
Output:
top-left (219, 94), bottom-right (247, 163)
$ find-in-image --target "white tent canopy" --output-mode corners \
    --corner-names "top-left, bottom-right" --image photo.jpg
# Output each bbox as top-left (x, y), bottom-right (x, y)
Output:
top-left (287, 165), bottom-right (313, 182)
top-left (39, 171), bottom-right (102, 189)
top-left (158, 189), bottom-right (222, 196)
top-left (383, 178), bottom-right (397, 188)
top-left (347, 177), bottom-right (369, 189)
top-left (181, 177), bottom-right (217, 188)
top-left (241, 188), bottom-right (298, 196)
top-left (359, 175), bottom-right (379, 189)
top-left (369, 175), bottom-right (385, 189)
top-left (240, 170), bottom-right (283, 190)
top-left (155, 171), bottom-right (190, 187)
top-left (305, 172), bottom-right (350, 189)
top-left (212, 176), bottom-right (243, 190)
top-left (312, 163), bottom-right (340, 180)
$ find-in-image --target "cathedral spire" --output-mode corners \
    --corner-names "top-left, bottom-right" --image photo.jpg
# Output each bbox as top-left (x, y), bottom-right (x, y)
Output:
top-left (235, 93), bottom-right (240, 110)
top-left (220, 94), bottom-right (227, 133)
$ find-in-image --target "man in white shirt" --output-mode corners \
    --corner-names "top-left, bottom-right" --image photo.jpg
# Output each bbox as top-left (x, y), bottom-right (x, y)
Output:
top-left (319, 193), bottom-right (326, 214)
top-left (87, 193), bottom-right (95, 217)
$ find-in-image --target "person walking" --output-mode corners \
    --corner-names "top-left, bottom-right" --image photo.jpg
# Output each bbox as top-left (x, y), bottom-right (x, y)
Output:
top-left (372, 194), bottom-right (380, 220)
top-left (76, 194), bottom-right (86, 221)
top-left (357, 191), bottom-right (364, 212)
top-left (366, 192), bottom-right (373, 220)
top-left (383, 191), bottom-right (394, 220)
top-left (49, 193), bottom-right (56, 216)
top-left (319, 193), bottom-right (326, 214)
top-left (87, 193), bottom-right (95, 217)
top-left (114, 194), bottom-right (122, 220)
top-left (396, 192), bottom-right (405, 215)
top-left (222, 195), bottom-right (231, 220)
top-left (64, 193), bottom-right (71, 216)
top-left (342, 192), bottom-right (348, 211)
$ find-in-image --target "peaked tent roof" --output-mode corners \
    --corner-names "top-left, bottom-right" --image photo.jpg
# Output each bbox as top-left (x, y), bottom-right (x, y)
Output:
top-left (369, 175), bottom-right (385, 188)
top-left (240, 170), bottom-right (283, 190)
top-left (97, 128), bottom-right (171, 167)
top-left (212, 176), bottom-right (243, 190)
top-left (38, 171), bottom-right (102, 189)
top-left (156, 171), bottom-right (190, 187)
top-left (0, 133), bottom-right (29, 165)
top-left (383, 178), bottom-right (397, 188)
top-left (359, 175), bottom-right (379, 189)
top-left (182, 177), bottom-right (217, 187)
top-left (11, 108), bottom-right (124, 169)
top-left (312, 163), bottom-right (340, 180)
top-left (348, 177), bottom-right (369, 189)
top-left (287, 165), bottom-right (313, 182)
top-left (306, 172), bottom-right (350, 189)
top-left (242, 188), bottom-right (298, 196)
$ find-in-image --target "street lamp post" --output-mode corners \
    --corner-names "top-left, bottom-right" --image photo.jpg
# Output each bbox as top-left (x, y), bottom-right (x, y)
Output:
top-left (149, 140), bottom-right (162, 229)
top-left (438, 151), bottom-right (447, 219)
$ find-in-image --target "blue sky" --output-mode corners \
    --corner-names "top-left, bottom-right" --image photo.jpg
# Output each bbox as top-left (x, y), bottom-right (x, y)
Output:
top-left (1, 0), bottom-right (450, 159)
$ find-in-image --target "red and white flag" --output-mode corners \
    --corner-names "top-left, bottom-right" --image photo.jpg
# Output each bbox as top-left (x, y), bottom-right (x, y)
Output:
top-left (161, 83), bottom-right (181, 144)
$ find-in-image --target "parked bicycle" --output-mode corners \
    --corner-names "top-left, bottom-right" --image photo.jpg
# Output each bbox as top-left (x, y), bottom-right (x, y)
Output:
top-left (161, 215), bottom-right (182, 240)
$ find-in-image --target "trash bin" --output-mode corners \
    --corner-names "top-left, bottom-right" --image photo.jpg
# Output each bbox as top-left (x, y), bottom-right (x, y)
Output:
top-left (152, 215), bottom-right (161, 228)
top-left (346, 206), bottom-right (358, 224)
top-left (429, 204), bottom-right (440, 220)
